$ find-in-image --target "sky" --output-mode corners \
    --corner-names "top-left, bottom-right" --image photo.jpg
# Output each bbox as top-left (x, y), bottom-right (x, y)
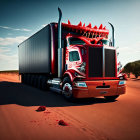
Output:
top-left (0, 0), bottom-right (140, 71)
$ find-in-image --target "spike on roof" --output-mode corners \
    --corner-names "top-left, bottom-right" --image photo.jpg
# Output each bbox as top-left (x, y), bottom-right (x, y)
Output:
top-left (103, 26), bottom-right (106, 30)
top-left (93, 25), bottom-right (97, 29)
top-left (86, 23), bottom-right (92, 28)
top-left (61, 21), bottom-right (109, 39)
top-left (78, 21), bottom-right (82, 26)
top-left (99, 24), bottom-right (103, 29)
top-left (68, 20), bottom-right (71, 25)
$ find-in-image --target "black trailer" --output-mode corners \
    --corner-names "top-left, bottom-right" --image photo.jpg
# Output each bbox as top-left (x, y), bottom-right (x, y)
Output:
top-left (18, 25), bottom-right (51, 74)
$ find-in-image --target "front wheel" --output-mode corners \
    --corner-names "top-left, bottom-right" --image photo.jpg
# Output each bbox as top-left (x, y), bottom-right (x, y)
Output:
top-left (104, 95), bottom-right (119, 101)
top-left (62, 77), bottom-right (74, 101)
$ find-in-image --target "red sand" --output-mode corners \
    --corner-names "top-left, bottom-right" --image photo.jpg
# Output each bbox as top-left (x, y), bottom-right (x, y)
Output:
top-left (0, 73), bottom-right (140, 140)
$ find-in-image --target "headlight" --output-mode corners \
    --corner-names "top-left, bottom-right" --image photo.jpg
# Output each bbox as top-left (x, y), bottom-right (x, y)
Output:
top-left (119, 81), bottom-right (126, 85)
top-left (75, 82), bottom-right (87, 87)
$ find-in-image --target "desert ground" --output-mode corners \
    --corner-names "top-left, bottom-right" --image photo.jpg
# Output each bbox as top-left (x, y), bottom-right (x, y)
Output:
top-left (0, 72), bottom-right (140, 140)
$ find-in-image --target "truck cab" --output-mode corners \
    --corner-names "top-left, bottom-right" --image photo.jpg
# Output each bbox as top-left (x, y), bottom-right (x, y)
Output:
top-left (62, 34), bottom-right (126, 100)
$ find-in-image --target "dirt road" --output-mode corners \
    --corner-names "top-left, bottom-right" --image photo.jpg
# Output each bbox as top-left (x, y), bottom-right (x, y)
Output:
top-left (0, 73), bottom-right (140, 140)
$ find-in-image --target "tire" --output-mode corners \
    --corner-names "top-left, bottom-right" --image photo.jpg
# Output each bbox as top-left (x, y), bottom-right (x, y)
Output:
top-left (33, 75), bottom-right (38, 87)
top-left (30, 75), bottom-right (34, 86)
top-left (24, 74), bottom-right (27, 84)
top-left (62, 77), bottom-right (74, 101)
top-left (37, 76), bottom-right (42, 89)
top-left (26, 74), bottom-right (30, 84)
top-left (28, 74), bottom-right (32, 85)
top-left (21, 74), bottom-right (24, 83)
top-left (41, 77), bottom-right (47, 90)
top-left (104, 95), bottom-right (119, 101)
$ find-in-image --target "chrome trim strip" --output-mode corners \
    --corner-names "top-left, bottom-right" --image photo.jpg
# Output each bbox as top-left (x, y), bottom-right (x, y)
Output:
top-left (103, 46), bottom-right (105, 77)
top-left (47, 79), bottom-right (61, 85)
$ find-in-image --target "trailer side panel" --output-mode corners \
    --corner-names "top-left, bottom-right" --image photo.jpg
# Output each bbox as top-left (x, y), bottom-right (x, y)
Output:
top-left (18, 25), bottom-right (51, 74)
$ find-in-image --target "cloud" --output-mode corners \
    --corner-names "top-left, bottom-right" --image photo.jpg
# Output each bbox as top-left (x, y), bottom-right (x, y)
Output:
top-left (0, 47), bottom-right (10, 53)
top-left (0, 45), bottom-right (18, 71)
top-left (0, 36), bottom-right (28, 46)
top-left (0, 25), bottom-right (31, 32)
top-left (119, 46), bottom-right (140, 54)
top-left (0, 53), bottom-right (18, 71)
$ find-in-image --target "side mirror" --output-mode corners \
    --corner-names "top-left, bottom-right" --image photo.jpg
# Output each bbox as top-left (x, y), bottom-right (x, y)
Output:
top-left (109, 40), bottom-right (112, 46)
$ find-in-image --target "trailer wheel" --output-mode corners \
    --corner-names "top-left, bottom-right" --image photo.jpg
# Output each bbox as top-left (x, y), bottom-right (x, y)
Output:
top-left (104, 95), bottom-right (119, 101)
top-left (62, 77), bottom-right (74, 101)
top-left (24, 74), bottom-right (28, 84)
top-left (21, 74), bottom-right (24, 83)
top-left (34, 75), bottom-right (38, 87)
top-left (30, 75), bottom-right (34, 86)
top-left (26, 74), bottom-right (30, 84)
top-left (37, 76), bottom-right (42, 89)
top-left (41, 77), bottom-right (47, 90)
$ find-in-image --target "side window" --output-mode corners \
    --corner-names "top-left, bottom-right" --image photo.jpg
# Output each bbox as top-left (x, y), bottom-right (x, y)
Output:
top-left (69, 51), bottom-right (80, 62)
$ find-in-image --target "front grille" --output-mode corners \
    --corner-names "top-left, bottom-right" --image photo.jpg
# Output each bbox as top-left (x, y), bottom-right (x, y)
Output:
top-left (105, 49), bottom-right (115, 77)
top-left (88, 47), bottom-right (103, 77)
top-left (88, 47), bottom-right (116, 77)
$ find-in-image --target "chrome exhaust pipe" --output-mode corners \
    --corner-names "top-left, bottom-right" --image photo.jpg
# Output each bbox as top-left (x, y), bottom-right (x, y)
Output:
top-left (108, 22), bottom-right (115, 47)
top-left (58, 7), bottom-right (63, 78)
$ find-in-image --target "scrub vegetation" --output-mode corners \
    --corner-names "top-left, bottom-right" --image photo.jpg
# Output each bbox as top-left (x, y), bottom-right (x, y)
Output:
top-left (123, 60), bottom-right (140, 78)
top-left (0, 70), bottom-right (18, 73)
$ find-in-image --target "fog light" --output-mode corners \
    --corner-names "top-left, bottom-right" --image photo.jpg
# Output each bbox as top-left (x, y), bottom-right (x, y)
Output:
top-left (119, 81), bottom-right (126, 85)
top-left (75, 82), bottom-right (87, 87)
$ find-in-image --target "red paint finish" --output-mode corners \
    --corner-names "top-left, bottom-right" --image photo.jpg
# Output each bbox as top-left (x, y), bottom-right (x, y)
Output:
top-left (73, 80), bottom-right (126, 98)
top-left (52, 21), bottom-right (126, 99)
top-left (62, 21), bottom-right (109, 39)
top-left (50, 25), bottom-right (56, 75)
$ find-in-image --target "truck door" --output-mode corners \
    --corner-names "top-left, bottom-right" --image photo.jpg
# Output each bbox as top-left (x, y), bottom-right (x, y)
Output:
top-left (68, 50), bottom-right (81, 69)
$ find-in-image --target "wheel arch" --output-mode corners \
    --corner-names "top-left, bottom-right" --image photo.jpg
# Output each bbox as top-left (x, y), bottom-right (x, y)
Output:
top-left (63, 70), bottom-right (76, 83)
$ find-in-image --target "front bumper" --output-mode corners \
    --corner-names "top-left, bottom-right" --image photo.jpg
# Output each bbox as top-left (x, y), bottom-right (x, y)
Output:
top-left (72, 80), bottom-right (126, 98)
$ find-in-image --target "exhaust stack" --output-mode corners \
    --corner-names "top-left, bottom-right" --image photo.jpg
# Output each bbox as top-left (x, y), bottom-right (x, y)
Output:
top-left (108, 22), bottom-right (115, 47)
top-left (58, 7), bottom-right (63, 77)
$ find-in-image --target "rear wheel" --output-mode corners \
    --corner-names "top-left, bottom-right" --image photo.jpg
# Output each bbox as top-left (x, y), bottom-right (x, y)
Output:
top-left (26, 74), bottom-right (30, 84)
top-left (37, 76), bottom-right (42, 89)
top-left (34, 76), bottom-right (38, 87)
top-left (30, 75), bottom-right (34, 86)
top-left (21, 74), bottom-right (25, 83)
top-left (62, 77), bottom-right (74, 101)
top-left (41, 77), bottom-right (47, 90)
top-left (24, 74), bottom-right (28, 84)
top-left (104, 95), bottom-right (119, 101)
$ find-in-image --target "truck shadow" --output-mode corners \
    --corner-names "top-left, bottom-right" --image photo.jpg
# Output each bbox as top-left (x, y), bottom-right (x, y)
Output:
top-left (0, 81), bottom-right (116, 107)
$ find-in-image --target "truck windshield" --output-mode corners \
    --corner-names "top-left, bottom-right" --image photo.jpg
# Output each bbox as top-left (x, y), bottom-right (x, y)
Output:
top-left (101, 39), bottom-right (109, 45)
top-left (69, 37), bottom-right (85, 45)
top-left (69, 51), bottom-right (80, 61)
top-left (90, 39), bottom-right (109, 45)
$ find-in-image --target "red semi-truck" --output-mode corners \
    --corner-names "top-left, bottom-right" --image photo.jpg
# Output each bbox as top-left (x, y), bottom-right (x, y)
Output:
top-left (18, 8), bottom-right (126, 101)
